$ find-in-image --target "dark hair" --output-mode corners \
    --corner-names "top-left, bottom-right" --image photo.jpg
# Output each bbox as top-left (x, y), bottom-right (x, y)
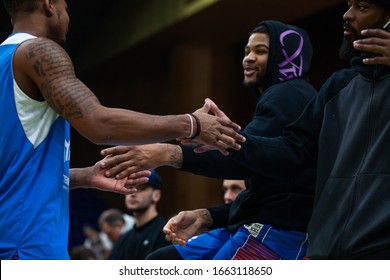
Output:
top-left (69, 246), bottom-right (98, 260)
top-left (98, 209), bottom-right (125, 228)
top-left (3, 0), bottom-right (40, 17)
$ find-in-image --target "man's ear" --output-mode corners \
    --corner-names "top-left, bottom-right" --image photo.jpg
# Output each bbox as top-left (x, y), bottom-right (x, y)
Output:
top-left (43, 0), bottom-right (55, 17)
top-left (152, 190), bottom-right (161, 202)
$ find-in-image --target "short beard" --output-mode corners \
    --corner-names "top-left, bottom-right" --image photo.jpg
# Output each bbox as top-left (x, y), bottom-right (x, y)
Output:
top-left (338, 37), bottom-right (358, 61)
top-left (242, 75), bottom-right (266, 89)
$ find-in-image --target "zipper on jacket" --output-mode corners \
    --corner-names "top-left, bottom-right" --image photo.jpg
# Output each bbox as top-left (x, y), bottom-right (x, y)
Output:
top-left (342, 65), bottom-right (377, 258)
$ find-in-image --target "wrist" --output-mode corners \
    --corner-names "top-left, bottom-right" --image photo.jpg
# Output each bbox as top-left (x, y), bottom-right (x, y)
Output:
top-left (69, 167), bottom-right (92, 189)
top-left (188, 113), bottom-right (201, 139)
top-left (164, 144), bottom-right (183, 169)
top-left (195, 208), bottom-right (213, 228)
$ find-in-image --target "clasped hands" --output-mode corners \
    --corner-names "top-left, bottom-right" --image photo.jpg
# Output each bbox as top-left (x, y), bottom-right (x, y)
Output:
top-left (99, 98), bottom-right (245, 186)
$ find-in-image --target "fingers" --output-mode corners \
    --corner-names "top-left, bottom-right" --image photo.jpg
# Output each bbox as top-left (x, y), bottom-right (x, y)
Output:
top-left (101, 153), bottom-right (147, 179)
top-left (195, 99), bottom-right (212, 114)
top-left (353, 37), bottom-right (386, 54)
top-left (195, 98), bottom-right (229, 119)
top-left (180, 133), bottom-right (237, 155)
top-left (165, 233), bottom-right (173, 242)
top-left (219, 129), bottom-right (245, 148)
top-left (101, 146), bottom-right (129, 157)
top-left (362, 56), bottom-right (388, 65)
top-left (190, 99), bottom-right (245, 153)
top-left (124, 176), bottom-right (150, 188)
top-left (193, 145), bottom-right (216, 153)
top-left (353, 29), bottom-right (390, 65)
top-left (206, 131), bottom-right (243, 154)
top-left (204, 98), bottom-right (228, 118)
top-left (163, 224), bottom-right (181, 244)
top-left (128, 170), bottom-right (152, 179)
top-left (112, 180), bottom-right (139, 195)
top-left (218, 117), bottom-right (242, 134)
top-left (104, 164), bottom-right (138, 179)
top-left (178, 138), bottom-right (199, 146)
top-left (210, 139), bottom-right (230, 155)
top-left (165, 232), bottom-right (186, 245)
top-left (361, 28), bottom-right (390, 38)
top-left (100, 153), bottom-right (130, 170)
top-left (173, 239), bottom-right (187, 246)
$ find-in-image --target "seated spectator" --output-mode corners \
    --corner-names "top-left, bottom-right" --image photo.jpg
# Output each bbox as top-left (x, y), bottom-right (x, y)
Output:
top-left (115, 170), bottom-right (171, 259)
top-left (222, 179), bottom-right (246, 203)
top-left (98, 208), bottom-right (133, 259)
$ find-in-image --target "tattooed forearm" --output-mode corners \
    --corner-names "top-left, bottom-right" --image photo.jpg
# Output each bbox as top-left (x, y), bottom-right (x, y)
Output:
top-left (168, 145), bottom-right (183, 168)
top-left (196, 209), bottom-right (213, 228)
top-left (26, 38), bottom-right (100, 120)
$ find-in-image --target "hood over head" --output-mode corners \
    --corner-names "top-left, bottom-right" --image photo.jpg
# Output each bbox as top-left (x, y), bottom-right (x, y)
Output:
top-left (251, 20), bottom-right (313, 91)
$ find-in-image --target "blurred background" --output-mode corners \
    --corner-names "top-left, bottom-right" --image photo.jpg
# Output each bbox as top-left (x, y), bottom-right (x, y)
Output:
top-left (0, 0), bottom-right (347, 250)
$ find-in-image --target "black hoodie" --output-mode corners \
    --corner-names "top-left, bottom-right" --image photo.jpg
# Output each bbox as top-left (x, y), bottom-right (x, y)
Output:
top-left (180, 21), bottom-right (317, 232)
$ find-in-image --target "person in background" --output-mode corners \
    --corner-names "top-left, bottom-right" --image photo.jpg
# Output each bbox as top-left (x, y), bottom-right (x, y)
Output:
top-left (115, 169), bottom-right (170, 259)
top-left (97, 208), bottom-right (130, 259)
top-left (69, 245), bottom-right (98, 260)
top-left (222, 179), bottom-right (246, 204)
top-left (81, 224), bottom-right (105, 260)
top-left (0, 0), bottom-right (244, 260)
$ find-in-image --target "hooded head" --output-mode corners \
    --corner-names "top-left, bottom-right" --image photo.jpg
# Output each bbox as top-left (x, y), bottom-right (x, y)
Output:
top-left (245, 20), bottom-right (313, 94)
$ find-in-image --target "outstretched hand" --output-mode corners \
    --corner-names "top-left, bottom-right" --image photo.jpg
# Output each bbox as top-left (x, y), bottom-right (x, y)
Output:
top-left (353, 28), bottom-right (390, 65)
top-left (179, 98), bottom-right (245, 155)
top-left (89, 160), bottom-right (151, 194)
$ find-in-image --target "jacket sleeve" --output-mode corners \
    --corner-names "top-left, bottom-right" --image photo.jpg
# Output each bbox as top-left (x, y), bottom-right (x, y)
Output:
top-left (181, 81), bottom-right (318, 179)
top-left (207, 203), bottom-right (232, 228)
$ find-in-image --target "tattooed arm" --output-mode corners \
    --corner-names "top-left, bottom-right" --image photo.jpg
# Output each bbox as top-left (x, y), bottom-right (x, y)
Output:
top-left (12, 38), bottom-right (244, 152)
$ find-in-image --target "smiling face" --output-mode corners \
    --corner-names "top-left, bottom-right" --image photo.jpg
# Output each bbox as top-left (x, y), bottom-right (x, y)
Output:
top-left (340, 0), bottom-right (389, 59)
top-left (242, 32), bottom-right (270, 91)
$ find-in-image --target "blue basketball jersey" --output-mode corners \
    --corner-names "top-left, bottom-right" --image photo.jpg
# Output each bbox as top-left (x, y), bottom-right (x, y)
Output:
top-left (0, 33), bottom-right (71, 259)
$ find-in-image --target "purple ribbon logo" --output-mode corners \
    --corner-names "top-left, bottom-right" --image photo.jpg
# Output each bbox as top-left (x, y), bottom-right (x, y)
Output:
top-left (278, 30), bottom-right (304, 81)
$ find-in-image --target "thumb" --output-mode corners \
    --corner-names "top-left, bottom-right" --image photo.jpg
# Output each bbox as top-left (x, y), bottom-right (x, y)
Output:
top-left (195, 98), bottom-right (211, 114)
top-left (202, 98), bottom-right (211, 113)
top-left (206, 98), bottom-right (228, 118)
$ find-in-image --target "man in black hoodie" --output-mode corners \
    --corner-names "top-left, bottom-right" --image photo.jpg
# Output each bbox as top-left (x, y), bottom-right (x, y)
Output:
top-left (100, 20), bottom-right (317, 260)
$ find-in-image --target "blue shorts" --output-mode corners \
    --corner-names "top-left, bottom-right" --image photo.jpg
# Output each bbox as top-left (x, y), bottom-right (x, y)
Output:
top-left (175, 223), bottom-right (308, 260)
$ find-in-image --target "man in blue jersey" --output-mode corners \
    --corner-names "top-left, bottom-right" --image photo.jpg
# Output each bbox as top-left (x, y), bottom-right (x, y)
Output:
top-left (0, 0), bottom-right (245, 260)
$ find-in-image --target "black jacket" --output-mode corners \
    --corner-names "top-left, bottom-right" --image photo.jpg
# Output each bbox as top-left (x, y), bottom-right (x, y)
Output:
top-left (305, 57), bottom-right (390, 259)
top-left (221, 49), bottom-right (390, 258)
top-left (180, 21), bottom-right (317, 232)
